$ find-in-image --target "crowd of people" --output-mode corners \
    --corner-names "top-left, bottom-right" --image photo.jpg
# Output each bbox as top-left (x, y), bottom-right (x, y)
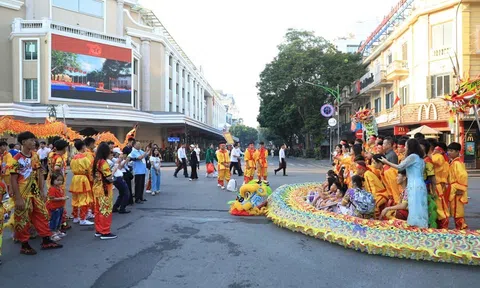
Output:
top-left (308, 133), bottom-right (468, 230)
top-left (0, 132), bottom-right (172, 264)
top-left (171, 141), bottom-right (289, 189)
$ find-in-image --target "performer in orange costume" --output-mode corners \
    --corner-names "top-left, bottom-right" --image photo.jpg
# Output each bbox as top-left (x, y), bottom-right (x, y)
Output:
top-left (84, 137), bottom-right (96, 218)
top-left (47, 140), bottom-right (70, 231)
top-left (9, 131), bottom-right (63, 255)
top-left (216, 142), bottom-right (231, 189)
top-left (0, 181), bottom-right (6, 263)
top-left (70, 140), bottom-right (94, 226)
top-left (356, 161), bottom-right (388, 219)
top-left (255, 142), bottom-right (269, 181)
top-left (92, 143), bottom-right (117, 240)
top-left (431, 144), bottom-right (450, 229)
top-left (372, 154), bottom-right (400, 205)
top-left (0, 141), bottom-right (12, 195)
top-left (396, 138), bottom-right (406, 163)
top-left (446, 142), bottom-right (469, 230)
top-left (243, 142), bottom-right (256, 183)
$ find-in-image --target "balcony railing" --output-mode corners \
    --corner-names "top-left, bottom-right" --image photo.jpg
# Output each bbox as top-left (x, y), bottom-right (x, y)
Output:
top-left (386, 60), bottom-right (409, 80)
top-left (358, 67), bottom-right (392, 95)
top-left (12, 18), bottom-right (128, 46)
top-left (431, 46), bottom-right (451, 58)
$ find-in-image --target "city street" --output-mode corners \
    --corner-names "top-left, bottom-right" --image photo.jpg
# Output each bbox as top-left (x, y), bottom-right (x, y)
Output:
top-left (1, 157), bottom-right (479, 288)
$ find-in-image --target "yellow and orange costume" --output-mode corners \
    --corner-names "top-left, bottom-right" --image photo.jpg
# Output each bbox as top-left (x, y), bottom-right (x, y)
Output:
top-left (0, 181), bottom-right (6, 257)
top-left (431, 150), bottom-right (450, 229)
top-left (363, 169), bottom-right (388, 219)
top-left (255, 147), bottom-right (269, 181)
top-left (448, 158), bottom-right (468, 230)
top-left (46, 152), bottom-right (66, 190)
top-left (381, 166), bottom-right (400, 205)
top-left (243, 148), bottom-right (256, 183)
top-left (93, 159), bottom-right (113, 235)
top-left (69, 153), bottom-right (94, 221)
top-left (216, 149), bottom-right (231, 187)
top-left (1, 150), bottom-right (12, 195)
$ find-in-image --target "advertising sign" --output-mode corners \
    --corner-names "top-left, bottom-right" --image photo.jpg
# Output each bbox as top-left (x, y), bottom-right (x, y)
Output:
top-left (51, 34), bottom-right (132, 104)
top-left (223, 132), bottom-right (235, 145)
top-left (394, 126), bottom-right (410, 136)
top-left (168, 137), bottom-right (180, 143)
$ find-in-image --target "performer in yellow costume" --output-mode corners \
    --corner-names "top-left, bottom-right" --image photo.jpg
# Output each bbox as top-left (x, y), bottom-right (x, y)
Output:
top-left (0, 141), bottom-right (12, 195)
top-left (255, 142), bottom-right (269, 181)
top-left (70, 140), bottom-right (94, 225)
top-left (431, 144), bottom-right (450, 229)
top-left (243, 142), bottom-right (256, 184)
top-left (372, 154), bottom-right (399, 205)
top-left (0, 181), bottom-right (6, 263)
top-left (446, 142), bottom-right (469, 230)
top-left (216, 142), bottom-right (231, 189)
top-left (46, 140), bottom-right (68, 190)
top-left (356, 161), bottom-right (388, 219)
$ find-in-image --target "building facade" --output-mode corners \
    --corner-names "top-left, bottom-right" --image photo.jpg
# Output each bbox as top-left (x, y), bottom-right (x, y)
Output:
top-left (340, 0), bottom-right (480, 168)
top-left (0, 0), bottom-right (227, 148)
top-left (217, 91), bottom-right (243, 126)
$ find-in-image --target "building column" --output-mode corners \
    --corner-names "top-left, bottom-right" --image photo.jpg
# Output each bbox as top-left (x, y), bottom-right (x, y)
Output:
top-left (206, 96), bottom-right (213, 125)
top-left (190, 79), bottom-right (194, 118)
top-left (178, 66), bottom-right (183, 113)
top-left (116, 0), bottom-right (125, 36)
top-left (197, 84), bottom-right (200, 120)
top-left (141, 38), bottom-right (151, 111)
top-left (200, 88), bottom-right (204, 122)
top-left (164, 48), bottom-right (170, 112)
top-left (172, 60), bottom-right (177, 112)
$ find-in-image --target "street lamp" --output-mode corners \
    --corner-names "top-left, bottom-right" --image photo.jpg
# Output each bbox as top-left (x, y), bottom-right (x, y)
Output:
top-left (305, 81), bottom-right (341, 144)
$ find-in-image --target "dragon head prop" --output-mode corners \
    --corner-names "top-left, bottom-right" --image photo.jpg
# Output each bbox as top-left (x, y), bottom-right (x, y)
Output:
top-left (229, 180), bottom-right (273, 216)
top-left (444, 78), bottom-right (480, 114)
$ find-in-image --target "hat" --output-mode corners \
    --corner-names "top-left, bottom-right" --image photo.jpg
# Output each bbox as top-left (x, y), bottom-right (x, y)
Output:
top-left (190, 144), bottom-right (195, 148)
top-left (113, 147), bottom-right (122, 154)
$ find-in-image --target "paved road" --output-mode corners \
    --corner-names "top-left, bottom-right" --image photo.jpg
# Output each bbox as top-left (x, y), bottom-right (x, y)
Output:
top-left (1, 158), bottom-right (479, 288)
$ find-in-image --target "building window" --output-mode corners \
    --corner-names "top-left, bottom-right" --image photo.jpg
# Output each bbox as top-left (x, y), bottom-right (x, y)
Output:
top-left (169, 56), bottom-right (172, 66)
top-left (400, 85), bottom-right (408, 105)
top-left (169, 78), bottom-right (172, 90)
top-left (169, 102), bottom-right (172, 111)
top-left (53, 0), bottom-right (104, 18)
top-left (182, 88), bottom-right (185, 98)
top-left (133, 58), bottom-right (138, 75)
top-left (385, 92), bottom-right (394, 109)
top-left (182, 70), bottom-right (185, 77)
top-left (401, 43), bottom-right (408, 61)
top-left (176, 83), bottom-right (179, 94)
top-left (432, 22), bottom-right (453, 49)
top-left (176, 63), bottom-right (179, 71)
top-left (374, 97), bottom-right (381, 113)
top-left (188, 92), bottom-right (190, 101)
top-left (24, 79), bottom-right (38, 101)
top-left (133, 90), bottom-right (138, 108)
top-left (387, 53), bottom-right (392, 65)
top-left (430, 75), bottom-right (451, 98)
top-left (24, 41), bottom-right (38, 60)
top-left (182, 108), bottom-right (185, 114)
top-left (346, 45), bottom-right (359, 54)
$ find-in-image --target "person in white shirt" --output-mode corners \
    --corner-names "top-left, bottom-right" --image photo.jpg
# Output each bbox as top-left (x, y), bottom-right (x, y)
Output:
top-left (194, 144), bottom-right (201, 170)
top-left (274, 144), bottom-right (288, 176)
top-left (229, 143), bottom-right (243, 176)
top-left (37, 141), bottom-right (51, 179)
top-left (150, 148), bottom-right (162, 195)
top-left (174, 144), bottom-right (189, 178)
top-left (109, 148), bottom-right (131, 214)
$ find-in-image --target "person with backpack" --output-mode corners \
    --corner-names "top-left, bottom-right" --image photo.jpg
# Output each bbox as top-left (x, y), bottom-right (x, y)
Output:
top-left (355, 161), bottom-right (388, 219)
top-left (340, 175), bottom-right (375, 219)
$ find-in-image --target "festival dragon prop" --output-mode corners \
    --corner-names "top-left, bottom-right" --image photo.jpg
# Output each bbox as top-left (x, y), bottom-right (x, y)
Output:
top-left (229, 180), bottom-right (273, 216)
top-left (444, 77), bottom-right (480, 131)
top-left (350, 108), bottom-right (378, 137)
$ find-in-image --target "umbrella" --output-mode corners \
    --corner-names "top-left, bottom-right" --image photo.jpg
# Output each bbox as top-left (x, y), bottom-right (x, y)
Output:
top-left (407, 125), bottom-right (442, 137)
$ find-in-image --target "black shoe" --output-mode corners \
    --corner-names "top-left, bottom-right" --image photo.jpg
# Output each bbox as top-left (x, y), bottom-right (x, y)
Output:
top-left (135, 200), bottom-right (143, 204)
top-left (274, 170), bottom-right (277, 175)
top-left (141, 199), bottom-right (147, 202)
top-left (100, 233), bottom-right (118, 240)
top-left (112, 207), bottom-right (119, 213)
top-left (284, 174), bottom-right (288, 176)
top-left (119, 210), bottom-right (131, 214)
top-left (173, 174), bottom-right (178, 178)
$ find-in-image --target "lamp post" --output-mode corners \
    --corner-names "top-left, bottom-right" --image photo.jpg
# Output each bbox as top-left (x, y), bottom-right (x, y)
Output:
top-left (305, 82), bottom-right (341, 144)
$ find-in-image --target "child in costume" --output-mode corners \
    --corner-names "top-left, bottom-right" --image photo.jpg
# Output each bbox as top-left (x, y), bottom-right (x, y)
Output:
top-left (46, 173), bottom-right (69, 241)
top-left (447, 142), bottom-right (469, 230)
top-left (431, 142), bottom-right (450, 229)
top-left (380, 170), bottom-right (409, 220)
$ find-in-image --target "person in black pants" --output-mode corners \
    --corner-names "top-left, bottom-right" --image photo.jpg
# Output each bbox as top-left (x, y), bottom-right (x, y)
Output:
top-left (174, 143), bottom-right (189, 178)
top-left (128, 141), bottom-right (150, 204)
top-left (111, 150), bottom-right (130, 213)
top-left (122, 138), bottom-right (135, 205)
top-left (274, 144), bottom-right (288, 176)
top-left (189, 145), bottom-right (198, 180)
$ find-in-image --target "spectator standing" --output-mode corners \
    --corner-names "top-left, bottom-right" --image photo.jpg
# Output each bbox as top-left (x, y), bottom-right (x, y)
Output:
top-left (189, 145), bottom-right (199, 181)
top-left (150, 148), bottom-right (162, 195)
top-left (274, 144), bottom-right (288, 176)
top-left (122, 138), bottom-right (135, 205)
top-left (9, 143), bottom-right (20, 157)
top-left (109, 148), bottom-right (130, 214)
top-left (37, 141), bottom-right (51, 180)
top-left (128, 141), bottom-right (150, 204)
top-left (230, 143), bottom-right (243, 176)
top-left (194, 144), bottom-right (201, 170)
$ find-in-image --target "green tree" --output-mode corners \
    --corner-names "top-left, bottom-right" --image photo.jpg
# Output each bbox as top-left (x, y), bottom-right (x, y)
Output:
top-left (257, 29), bottom-right (365, 149)
top-left (101, 59), bottom-right (132, 89)
top-left (229, 125), bottom-right (258, 146)
top-left (258, 127), bottom-right (283, 147)
top-left (51, 51), bottom-right (80, 75)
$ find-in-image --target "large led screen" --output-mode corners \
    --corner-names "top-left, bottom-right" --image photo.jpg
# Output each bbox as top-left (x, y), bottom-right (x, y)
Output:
top-left (51, 34), bottom-right (132, 104)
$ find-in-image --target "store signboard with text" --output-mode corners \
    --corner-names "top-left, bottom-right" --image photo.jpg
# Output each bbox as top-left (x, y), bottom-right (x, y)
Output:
top-left (50, 34), bottom-right (132, 105)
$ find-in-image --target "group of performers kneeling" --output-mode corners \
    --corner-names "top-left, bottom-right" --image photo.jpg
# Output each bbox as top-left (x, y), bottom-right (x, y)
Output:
top-left (307, 133), bottom-right (469, 230)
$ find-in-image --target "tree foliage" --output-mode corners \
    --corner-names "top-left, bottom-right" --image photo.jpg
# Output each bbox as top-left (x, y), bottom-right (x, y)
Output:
top-left (258, 127), bottom-right (283, 147)
top-left (229, 124), bottom-right (258, 146)
top-left (257, 29), bottom-right (365, 148)
top-left (51, 51), bottom-right (80, 75)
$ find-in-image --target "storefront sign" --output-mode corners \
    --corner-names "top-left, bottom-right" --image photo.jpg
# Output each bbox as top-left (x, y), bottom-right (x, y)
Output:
top-left (359, 73), bottom-right (374, 90)
top-left (355, 130), bottom-right (363, 139)
top-left (465, 142), bottom-right (475, 156)
top-left (394, 126), bottom-right (409, 135)
top-left (167, 137), bottom-right (180, 142)
top-left (51, 34), bottom-right (133, 105)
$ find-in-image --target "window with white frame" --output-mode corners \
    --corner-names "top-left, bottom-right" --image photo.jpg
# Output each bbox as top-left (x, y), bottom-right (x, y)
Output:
top-left (374, 97), bottom-right (381, 113)
top-left (387, 53), bottom-right (392, 65)
top-left (432, 22), bottom-right (453, 49)
top-left (169, 78), bottom-right (172, 90)
top-left (133, 90), bottom-right (138, 108)
top-left (133, 59), bottom-right (138, 75)
top-left (430, 75), bottom-right (451, 98)
top-left (53, 0), bottom-right (104, 18)
top-left (401, 43), bottom-right (408, 61)
top-left (24, 79), bottom-right (38, 101)
top-left (24, 41), bottom-right (38, 60)
top-left (385, 92), bottom-right (394, 109)
top-left (176, 84), bottom-right (179, 95)
top-left (400, 85), bottom-right (408, 105)
top-left (169, 56), bottom-right (172, 66)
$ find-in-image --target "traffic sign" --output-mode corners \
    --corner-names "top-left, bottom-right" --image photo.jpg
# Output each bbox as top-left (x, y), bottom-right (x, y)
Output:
top-left (321, 104), bottom-right (334, 117)
top-left (328, 118), bottom-right (337, 127)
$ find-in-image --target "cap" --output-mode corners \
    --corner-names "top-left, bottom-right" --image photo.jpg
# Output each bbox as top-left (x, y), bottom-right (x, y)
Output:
top-left (113, 147), bottom-right (122, 154)
top-left (190, 144), bottom-right (195, 148)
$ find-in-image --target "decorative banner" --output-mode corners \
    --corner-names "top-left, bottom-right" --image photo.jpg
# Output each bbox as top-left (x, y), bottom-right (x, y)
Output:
top-left (51, 34), bottom-right (132, 104)
top-left (320, 104), bottom-right (335, 117)
top-left (394, 126), bottom-right (410, 136)
top-left (223, 132), bottom-right (234, 145)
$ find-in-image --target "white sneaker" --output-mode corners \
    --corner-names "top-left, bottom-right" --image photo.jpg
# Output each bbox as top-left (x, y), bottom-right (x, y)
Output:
top-left (221, 186), bottom-right (225, 190)
top-left (73, 218), bottom-right (80, 224)
top-left (80, 220), bottom-right (94, 226)
top-left (87, 213), bottom-right (95, 220)
top-left (217, 184), bottom-right (221, 187)
top-left (151, 191), bottom-right (156, 196)
top-left (58, 232), bottom-right (67, 238)
top-left (50, 234), bottom-right (61, 242)
top-left (146, 190), bottom-right (152, 194)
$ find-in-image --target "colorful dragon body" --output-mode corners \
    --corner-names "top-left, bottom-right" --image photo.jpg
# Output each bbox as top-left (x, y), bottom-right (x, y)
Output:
top-left (229, 180), bottom-right (272, 216)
